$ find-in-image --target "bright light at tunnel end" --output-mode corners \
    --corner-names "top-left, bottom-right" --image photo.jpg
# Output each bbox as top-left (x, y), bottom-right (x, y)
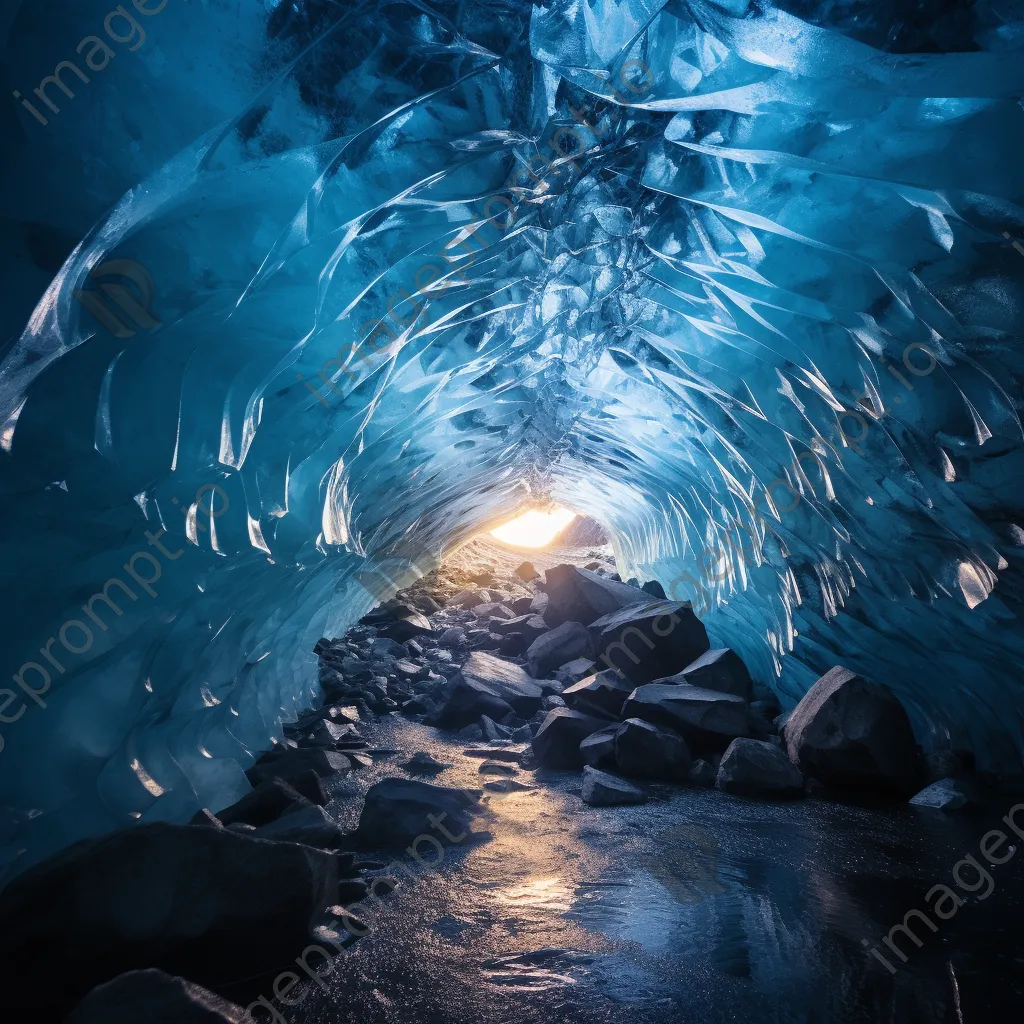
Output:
top-left (490, 507), bottom-right (576, 548)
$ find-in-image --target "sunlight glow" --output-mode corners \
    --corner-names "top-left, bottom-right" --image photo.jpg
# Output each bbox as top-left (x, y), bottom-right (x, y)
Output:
top-left (490, 507), bottom-right (576, 548)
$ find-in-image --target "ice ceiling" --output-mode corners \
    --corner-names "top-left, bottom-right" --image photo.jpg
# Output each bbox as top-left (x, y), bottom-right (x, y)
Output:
top-left (2, 0), bottom-right (1024, 870)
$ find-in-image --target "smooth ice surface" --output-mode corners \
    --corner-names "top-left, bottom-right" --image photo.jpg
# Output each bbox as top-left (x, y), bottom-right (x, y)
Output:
top-left (2, 0), bottom-right (1024, 870)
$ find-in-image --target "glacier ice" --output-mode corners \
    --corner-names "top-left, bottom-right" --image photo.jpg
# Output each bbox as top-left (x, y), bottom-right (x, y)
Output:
top-left (1, 0), bottom-right (1024, 871)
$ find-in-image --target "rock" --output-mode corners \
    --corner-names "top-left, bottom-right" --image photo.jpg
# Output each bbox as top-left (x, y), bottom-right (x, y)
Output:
top-left (530, 592), bottom-right (549, 615)
top-left (0, 824), bottom-right (355, 1018)
top-left (66, 969), bottom-right (244, 1024)
top-left (254, 804), bottom-right (346, 848)
top-left (687, 758), bottom-right (717, 787)
top-left (924, 749), bottom-right (971, 783)
top-left (449, 589), bottom-right (487, 609)
top-left (216, 778), bottom-right (313, 828)
top-left (588, 601), bottom-right (709, 685)
top-left (909, 777), bottom-right (974, 812)
top-left (376, 607), bottom-right (434, 643)
top-left (580, 766), bottom-right (649, 806)
top-left (716, 738), bottom-right (805, 798)
top-left (614, 718), bottom-right (692, 779)
top-left (561, 670), bottom-right (634, 717)
top-left (437, 626), bottom-right (467, 648)
top-left (483, 779), bottom-right (535, 794)
top-left (412, 593), bottom-right (443, 614)
top-left (472, 602), bottom-right (515, 619)
top-left (490, 613), bottom-right (549, 641)
top-left (542, 564), bottom-right (650, 627)
top-left (498, 632), bottom-right (528, 657)
top-left (470, 568), bottom-right (496, 586)
top-left (247, 747), bottom-right (352, 786)
top-left (579, 725), bottom-right (619, 769)
top-left (641, 580), bottom-right (667, 599)
top-left (622, 683), bottom-right (750, 751)
top-left (526, 621), bottom-right (596, 678)
top-left (678, 648), bottom-right (754, 700)
top-left (400, 752), bottom-right (451, 775)
top-left (435, 652), bottom-right (545, 728)
top-left (394, 658), bottom-right (429, 680)
top-left (515, 561), bottom-right (539, 581)
top-left (553, 657), bottom-right (598, 687)
top-left (190, 808), bottom-right (224, 828)
top-left (531, 708), bottom-right (609, 769)
top-left (462, 744), bottom-right (531, 763)
top-left (480, 714), bottom-right (512, 741)
top-left (478, 760), bottom-right (518, 776)
top-left (369, 637), bottom-right (409, 659)
top-left (350, 778), bottom-right (482, 848)
top-left (784, 667), bottom-right (919, 793)
top-left (510, 596), bottom-right (535, 614)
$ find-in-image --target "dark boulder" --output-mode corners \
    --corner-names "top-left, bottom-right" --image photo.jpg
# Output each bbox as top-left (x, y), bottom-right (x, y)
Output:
top-left (526, 621), bottom-right (595, 677)
top-left (679, 648), bottom-right (754, 700)
top-left (253, 804), bottom-right (346, 848)
top-left (579, 726), bottom-right (619, 769)
top-left (687, 759), bottom-right (717, 787)
top-left (216, 778), bottom-right (312, 828)
top-left (641, 580), bottom-right (666, 599)
top-left (622, 683), bottom-right (749, 751)
top-left (542, 564), bottom-right (649, 627)
top-left (553, 657), bottom-right (597, 687)
top-left (515, 561), bottom-right (539, 581)
top-left (0, 824), bottom-right (354, 1018)
top-left (588, 601), bottom-right (709, 685)
top-left (434, 652), bottom-right (545, 728)
top-left (247, 747), bottom-right (352, 786)
top-left (716, 738), bottom-right (804, 798)
top-left (614, 718), bottom-right (692, 780)
top-left (909, 777), bottom-right (975, 812)
top-left (66, 969), bottom-right (244, 1024)
top-left (532, 708), bottom-right (609, 769)
top-left (375, 606), bottom-right (434, 643)
top-left (561, 670), bottom-right (634, 717)
top-left (350, 778), bottom-right (481, 848)
top-left (784, 667), bottom-right (919, 793)
top-left (580, 766), bottom-right (648, 807)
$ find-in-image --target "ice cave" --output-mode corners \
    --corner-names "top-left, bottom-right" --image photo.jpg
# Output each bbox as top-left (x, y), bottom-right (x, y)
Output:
top-left (1, 0), bottom-right (1024, 1021)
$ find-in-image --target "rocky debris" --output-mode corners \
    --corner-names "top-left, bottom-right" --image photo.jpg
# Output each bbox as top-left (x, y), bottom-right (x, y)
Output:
top-left (909, 777), bottom-right (975, 812)
top-left (677, 648), bottom-right (754, 701)
top-left (400, 752), bottom-right (451, 775)
top-left (510, 595), bottom-right (535, 614)
top-left (542, 564), bottom-right (649, 627)
top-left (437, 626), bottom-right (468, 648)
top-left (553, 657), bottom-right (597, 687)
top-left (497, 632), bottom-right (528, 657)
top-left (515, 561), bottom-right (539, 581)
top-left (369, 603), bottom-right (435, 643)
top-left (579, 726), bottom-right (618, 769)
top-left (580, 766), bottom-right (649, 806)
top-left (254, 804), bottom-right (346, 848)
top-left (716, 739), bottom-right (805, 798)
top-left (531, 708), bottom-right (609, 769)
top-left (0, 823), bottom-right (360, 1019)
top-left (350, 778), bottom-right (482, 848)
top-left (687, 758), bottom-right (717, 787)
top-left (215, 778), bottom-right (313, 828)
top-left (526, 621), bottom-right (596, 678)
top-left (784, 667), bottom-right (919, 793)
top-left (449, 589), bottom-right (488, 609)
top-left (247, 747), bottom-right (353, 787)
top-left (65, 969), bottom-right (244, 1024)
top-left (622, 683), bottom-right (750, 751)
top-left (614, 718), bottom-right (692, 780)
top-left (641, 580), bottom-right (667, 599)
top-left (434, 652), bottom-right (545, 728)
top-left (472, 601), bottom-right (515, 619)
top-left (490, 613), bottom-right (549, 641)
top-left (478, 760), bottom-right (518, 776)
top-left (588, 600), bottom-right (709, 685)
top-left (561, 670), bottom-right (634, 717)
top-left (530, 591), bottom-right (550, 616)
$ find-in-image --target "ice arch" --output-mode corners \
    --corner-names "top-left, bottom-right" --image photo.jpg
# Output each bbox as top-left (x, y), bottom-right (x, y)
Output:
top-left (2, 0), bottom-right (1024, 871)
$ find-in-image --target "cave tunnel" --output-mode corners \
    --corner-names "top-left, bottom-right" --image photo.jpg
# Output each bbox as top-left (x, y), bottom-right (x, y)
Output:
top-left (2, 0), bottom-right (1024, 1020)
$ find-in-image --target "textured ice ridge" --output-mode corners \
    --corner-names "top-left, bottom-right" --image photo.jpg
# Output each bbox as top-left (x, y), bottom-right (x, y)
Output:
top-left (1, 0), bottom-right (1024, 870)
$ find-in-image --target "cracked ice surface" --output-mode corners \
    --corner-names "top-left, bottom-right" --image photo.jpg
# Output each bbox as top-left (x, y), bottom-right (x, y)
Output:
top-left (2, 0), bottom-right (1024, 867)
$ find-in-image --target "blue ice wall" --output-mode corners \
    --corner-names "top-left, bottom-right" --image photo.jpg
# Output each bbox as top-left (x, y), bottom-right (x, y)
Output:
top-left (2, 0), bottom-right (1024, 872)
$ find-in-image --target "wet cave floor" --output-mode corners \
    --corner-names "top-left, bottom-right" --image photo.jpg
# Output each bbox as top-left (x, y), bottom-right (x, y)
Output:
top-left (283, 544), bottom-right (1024, 1024)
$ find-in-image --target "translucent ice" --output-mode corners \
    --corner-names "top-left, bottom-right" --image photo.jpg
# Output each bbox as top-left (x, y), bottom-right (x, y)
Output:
top-left (2, 0), bottom-right (1024, 871)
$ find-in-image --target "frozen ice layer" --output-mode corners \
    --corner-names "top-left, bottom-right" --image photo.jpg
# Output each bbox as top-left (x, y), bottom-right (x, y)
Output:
top-left (1, 0), bottom-right (1024, 871)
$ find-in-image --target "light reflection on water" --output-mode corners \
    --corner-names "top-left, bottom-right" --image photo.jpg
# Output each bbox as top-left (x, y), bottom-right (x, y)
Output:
top-left (292, 719), bottom-right (1024, 1024)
